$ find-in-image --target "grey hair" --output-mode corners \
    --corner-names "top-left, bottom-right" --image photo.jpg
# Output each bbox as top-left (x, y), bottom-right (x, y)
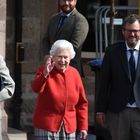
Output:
top-left (50, 40), bottom-right (75, 59)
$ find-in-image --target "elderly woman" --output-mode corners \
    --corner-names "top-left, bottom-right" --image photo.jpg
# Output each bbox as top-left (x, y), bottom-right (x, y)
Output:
top-left (31, 40), bottom-right (88, 140)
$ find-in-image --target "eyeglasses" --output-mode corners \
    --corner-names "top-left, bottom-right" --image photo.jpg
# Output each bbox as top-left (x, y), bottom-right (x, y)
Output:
top-left (124, 29), bottom-right (140, 33)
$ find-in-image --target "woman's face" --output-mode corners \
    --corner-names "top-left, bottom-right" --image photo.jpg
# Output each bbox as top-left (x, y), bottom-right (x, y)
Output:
top-left (52, 49), bottom-right (71, 72)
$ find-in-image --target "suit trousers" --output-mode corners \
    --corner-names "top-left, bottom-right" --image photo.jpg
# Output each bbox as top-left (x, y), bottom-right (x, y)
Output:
top-left (106, 108), bottom-right (140, 140)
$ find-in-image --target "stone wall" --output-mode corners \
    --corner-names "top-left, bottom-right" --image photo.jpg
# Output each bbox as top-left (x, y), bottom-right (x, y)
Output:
top-left (0, 0), bottom-right (6, 56)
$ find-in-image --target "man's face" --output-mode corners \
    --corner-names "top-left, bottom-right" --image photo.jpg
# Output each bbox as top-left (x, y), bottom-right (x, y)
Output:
top-left (59, 0), bottom-right (77, 13)
top-left (122, 20), bottom-right (140, 48)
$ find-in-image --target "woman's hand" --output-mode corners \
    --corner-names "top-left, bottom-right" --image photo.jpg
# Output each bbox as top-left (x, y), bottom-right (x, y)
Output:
top-left (79, 130), bottom-right (88, 139)
top-left (43, 55), bottom-right (55, 78)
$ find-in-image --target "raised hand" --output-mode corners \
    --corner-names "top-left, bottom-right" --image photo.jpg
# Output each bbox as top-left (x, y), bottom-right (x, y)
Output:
top-left (43, 56), bottom-right (55, 78)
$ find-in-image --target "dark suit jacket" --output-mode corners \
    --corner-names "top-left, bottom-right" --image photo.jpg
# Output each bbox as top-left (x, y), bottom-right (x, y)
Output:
top-left (43, 8), bottom-right (89, 76)
top-left (96, 42), bottom-right (140, 113)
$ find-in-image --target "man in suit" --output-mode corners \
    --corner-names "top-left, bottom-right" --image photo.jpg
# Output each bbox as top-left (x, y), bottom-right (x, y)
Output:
top-left (0, 55), bottom-right (15, 101)
top-left (43, 0), bottom-right (89, 76)
top-left (96, 14), bottom-right (140, 140)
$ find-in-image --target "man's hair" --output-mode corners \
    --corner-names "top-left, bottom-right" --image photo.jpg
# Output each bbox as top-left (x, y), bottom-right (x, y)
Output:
top-left (122, 14), bottom-right (140, 28)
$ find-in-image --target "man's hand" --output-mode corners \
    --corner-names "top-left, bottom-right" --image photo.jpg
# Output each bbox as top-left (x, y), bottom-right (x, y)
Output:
top-left (96, 113), bottom-right (106, 127)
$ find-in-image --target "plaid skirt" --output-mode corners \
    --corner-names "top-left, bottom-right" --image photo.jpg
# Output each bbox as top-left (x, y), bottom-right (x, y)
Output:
top-left (34, 124), bottom-right (76, 140)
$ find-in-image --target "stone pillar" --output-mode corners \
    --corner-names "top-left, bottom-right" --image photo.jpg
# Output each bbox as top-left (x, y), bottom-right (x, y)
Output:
top-left (0, 2), bottom-right (6, 58)
top-left (0, 0), bottom-right (9, 139)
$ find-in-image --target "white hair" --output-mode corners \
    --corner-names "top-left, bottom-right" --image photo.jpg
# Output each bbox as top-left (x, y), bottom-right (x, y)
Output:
top-left (50, 40), bottom-right (75, 59)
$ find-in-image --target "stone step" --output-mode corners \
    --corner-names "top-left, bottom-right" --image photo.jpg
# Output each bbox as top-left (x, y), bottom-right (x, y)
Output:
top-left (4, 127), bottom-right (27, 140)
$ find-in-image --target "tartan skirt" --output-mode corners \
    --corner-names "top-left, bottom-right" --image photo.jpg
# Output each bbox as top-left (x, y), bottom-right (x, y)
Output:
top-left (34, 124), bottom-right (76, 140)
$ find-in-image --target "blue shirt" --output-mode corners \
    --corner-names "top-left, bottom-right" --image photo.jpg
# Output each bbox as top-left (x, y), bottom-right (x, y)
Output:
top-left (125, 40), bottom-right (140, 107)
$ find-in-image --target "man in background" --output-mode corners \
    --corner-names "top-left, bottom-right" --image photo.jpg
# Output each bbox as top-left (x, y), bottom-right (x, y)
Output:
top-left (43, 0), bottom-right (89, 76)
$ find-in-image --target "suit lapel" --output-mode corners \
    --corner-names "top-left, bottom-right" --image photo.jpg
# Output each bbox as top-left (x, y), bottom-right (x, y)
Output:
top-left (119, 43), bottom-right (131, 81)
top-left (54, 15), bottom-right (65, 39)
top-left (135, 47), bottom-right (140, 79)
